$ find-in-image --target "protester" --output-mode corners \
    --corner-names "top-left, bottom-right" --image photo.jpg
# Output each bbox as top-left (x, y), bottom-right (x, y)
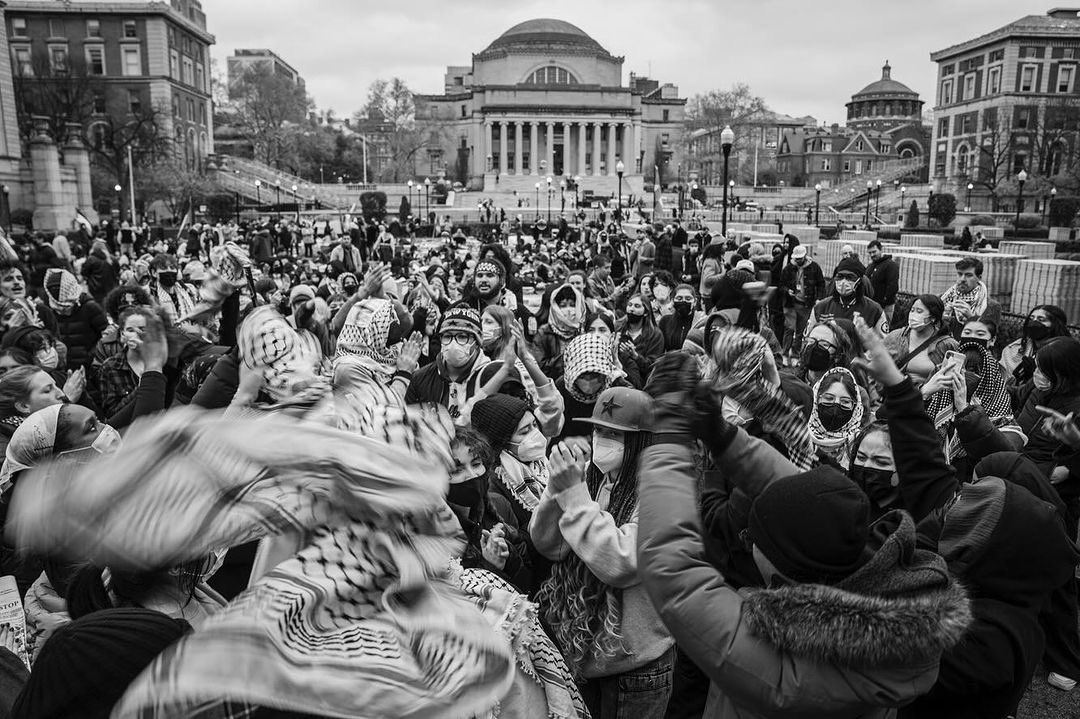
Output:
top-left (533, 283), bottom-right (586, 379)
top-left (806, 255), bottom-right (887, 335)
top-left (941, 257), bottom-right (1001, 338)
top-left (615, 294), bottom-right (663, 383)
top-left (778, 244), bottom-right (825, 359)
top-left (866, 240), bottom-right (899, 323)
top-left (1001, 304), bottom-right (1069, 386)
top-left (883, 294), bottom-right (959, 388)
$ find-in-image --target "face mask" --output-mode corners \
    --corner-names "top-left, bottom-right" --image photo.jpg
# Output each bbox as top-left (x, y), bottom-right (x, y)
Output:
top-left (481, 329), bottom-right (501, 347)
top-left (794, 257), bottom-right (807, 266)
top-left (835, 279), bottom-right (856, 297)
top-left (91, 424), bottom-right (122, 455)
top-left (35, 346), bottom-right (58, 370)
top-left (511, 427), bottom-right (547, 462)
top-left (447, 477), bottom-right (483, 508)
top-left (561, 308), bottom-right (580, 325)
top-left (592, 436), bottom-right (624, 475)
top-left (1026, 323), bottom-right (1050, 341)
top-left (158, 271), bottom-right (178, 289)
top-left (674, 301), bottom-right (693, 318)
top-left (961, 337), bottom-right (989, 350)
top-left (626, 310), bottom-right (644, 325)
top-left (816, 403), bottom-right (854, 432)
top-left (801, 342), bottom-right (834, 372)
top-left (442, 343), bottom-right (477, 369)
top-left (1033, 368), bottom-right (1053, 392)
top-left (907, 314), bottom-right (929, 330)
top-left (850, 465), bottom-right (898, 507)
top-left (654, 286), bottom-right (671, 302)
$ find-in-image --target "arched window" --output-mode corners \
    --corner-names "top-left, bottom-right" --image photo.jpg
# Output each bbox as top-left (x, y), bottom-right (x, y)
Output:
top-left (954, 143), bottom-right (971, 176)
top-left (1045, 141), bottom-right (1066, 176)
top-left (523, 66), bottom-right (579, 85)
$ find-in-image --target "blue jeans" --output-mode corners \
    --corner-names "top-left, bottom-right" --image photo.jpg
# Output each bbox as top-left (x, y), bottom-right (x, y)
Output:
top-left (579, 646), bottom-right (676, 719)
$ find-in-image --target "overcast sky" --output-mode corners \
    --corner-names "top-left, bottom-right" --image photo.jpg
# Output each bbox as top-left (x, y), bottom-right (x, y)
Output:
top-left (205, 0), bottom-right (1035, 123)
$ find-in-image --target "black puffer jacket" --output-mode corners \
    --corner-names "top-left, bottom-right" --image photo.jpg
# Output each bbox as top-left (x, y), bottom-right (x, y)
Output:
top-left (52, 294), bottom-right (108, 371)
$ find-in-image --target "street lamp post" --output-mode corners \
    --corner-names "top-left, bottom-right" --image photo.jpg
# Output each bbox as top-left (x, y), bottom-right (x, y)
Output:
top-left (573, 175), bottom-right (582, 213)
top-left (274, 180), bottom-right (281, 220)
top-left (546, 175), bottom-right (553, 224)
top-left (1049, 186), bottom-right (1058, 225)
top-left (875, 179), bottom-right (882, 217)
top-left (814, 183), bottom-right (822, 226)
top-left (1, 185), bottom-right (9, 234)
top-left (292, 184), bottom-right (300, 223)
top-left (900, 185), bottom-right (906, 219)
top-left (927, 185), bottom-right (934, 229)
top-left (1015, 169), bottom-right (1027, 227)
top-left (559, 179), bottom-right (566, 213)
top-left (407, 179), bottom-right (414, 216)
top-left (254, 180), bottom-right (262, 209)
top-left (615, 159), bottom-right (625, 224)
top-left (966, 183), bottom-right (974, 213)
top-left (720, 125), bottom-right (734, 237)
top-left (114, 184), bottom-right (122, 219)
top-left (864, 180), bottom-right (873, 228)
top-left (424, 177), bottom-right (431, 236)
top-left (534, 182), bottom-right (540, 222)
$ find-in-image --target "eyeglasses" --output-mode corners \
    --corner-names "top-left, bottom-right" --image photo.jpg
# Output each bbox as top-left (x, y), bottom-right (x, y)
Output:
top-left (817, 393), bottom-right (855, 411)
top-left (439, 333), bottom-right (474, 346)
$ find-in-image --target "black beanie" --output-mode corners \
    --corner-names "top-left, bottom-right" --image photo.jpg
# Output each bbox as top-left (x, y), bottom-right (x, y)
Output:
top-left (472, 394), bottom-right (530, 450)
top-left (11, 608), bottom-right (188, 719)
top-left (710, 269), bottom-right (755, 311)
top-left (748, 466), bottom-right (870, 584)
top-left (835, 256), bottom-right (865, 278)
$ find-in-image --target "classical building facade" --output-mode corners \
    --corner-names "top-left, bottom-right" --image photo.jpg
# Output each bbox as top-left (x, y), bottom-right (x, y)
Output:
top-left (416, 18), bottom-right (686, 194)
top-left (929, 8), bottom-right (1080, 199)
top-left (776, 62), bottom-right (929, 187)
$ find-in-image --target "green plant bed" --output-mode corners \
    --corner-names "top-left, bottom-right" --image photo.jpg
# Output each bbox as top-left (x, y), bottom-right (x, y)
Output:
top-left (1003, 228), bottom-right (1050, 240)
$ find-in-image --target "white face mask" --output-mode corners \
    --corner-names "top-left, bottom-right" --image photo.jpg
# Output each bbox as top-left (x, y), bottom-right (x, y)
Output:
top-left (36, 346), bottom-right (58, 370)
top-left (91, 424), bottom-right (122, 455)
top-left (1033, 368), bottom-right (1053, 392)
top-left (481, 329), bottom-right (501, 346)
top-left (512, 427), bottom-right (547, 462)
top-left (592, 436), bottom-right (624, 475)
top-left (561, 308), bottom-right (580, 325)
top-left (442, 343), bottom-right (476, 369)
top-left (835, 279), bottom-right (856, 297)
top-left (654, 286), bottom-right (672, 302)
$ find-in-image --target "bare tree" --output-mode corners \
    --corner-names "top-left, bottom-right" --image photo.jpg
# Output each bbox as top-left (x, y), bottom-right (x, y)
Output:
top-left (354, 78), bottom-right (432, 183)
top-left (228, 64), bottom-right (311, 169)
top-left (12, 52), bottom-right (103, 143)
top-left (89, 103), bottom-right (174, 186)
top-left (683, 83), bottom-right (770, 184)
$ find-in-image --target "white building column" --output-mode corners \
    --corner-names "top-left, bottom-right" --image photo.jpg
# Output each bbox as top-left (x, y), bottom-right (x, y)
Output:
top-left (545, 121), bottom-right (555, 176)
top-left (591, 121), bottom-right (602, 176)
top-left (606, 121), bottom-right (617, 176)
top-left (498, 121), bottom-right (508, 175)
top-left (484, 121), bottom-right (493, 171)
top-left (530, 121), bottom-right (539, 175)
top-left (577, 121), bottom-right (587, 176)
top-left (632, 121), bottom-right (642, 173)
top-left (513, 122), bottom-right (523, 175)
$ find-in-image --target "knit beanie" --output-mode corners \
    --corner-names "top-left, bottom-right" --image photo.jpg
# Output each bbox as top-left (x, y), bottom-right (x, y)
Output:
top-left (11, 608), bottom-right (187, 719)
top-left (472, 394), bottom-right (530, 450)
top-left (710, 269), bottom-right (755, 311)
top-left (438, 304), bottom-right (482, 342)
top-left (835, 256), bottom-right (865, 278)
top-left (748, 466), bottom-right (870, 584)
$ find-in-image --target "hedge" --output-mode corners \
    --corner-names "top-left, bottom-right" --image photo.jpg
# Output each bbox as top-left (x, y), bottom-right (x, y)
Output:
top-left (1050, 196), bottom-right (1080, 228)
top-left (929, 193), bottom-right (957, 226)
top-left (1012, 213), bottom-right (1042, 229)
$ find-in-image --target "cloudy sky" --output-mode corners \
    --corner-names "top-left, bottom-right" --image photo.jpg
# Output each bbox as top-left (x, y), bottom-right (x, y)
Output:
top-left (205, 0), bottom-right (1032, 123)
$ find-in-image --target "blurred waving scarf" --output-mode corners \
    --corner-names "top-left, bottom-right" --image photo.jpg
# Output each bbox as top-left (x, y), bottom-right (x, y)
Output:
top-left (7, 406), bottom-right (516, 719)
top-left (335, 298), bottom-right (400, 379)
top-left (238, 306), bottom-right (328, 405)
top-left (709, 327), bottom-right (816, 471)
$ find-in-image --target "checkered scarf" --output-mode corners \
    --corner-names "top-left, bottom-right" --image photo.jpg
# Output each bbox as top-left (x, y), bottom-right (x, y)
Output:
top-left (6, 406), bottom-right (516, 719)
top-left (0, 404), bottom-right (61, 492)
top-left (941, 280), bottom-right (989, 321)
top-left (808, 367), bottom-right (865, 468)
top-left (209, 242), bottom-right (252, 288)
top-left (155, 281), bottom-right (197, 325)
top-left (562, 333), bottom-right (619, 404)
top-left (547, 284), bottom-right (586, 340)
top-left (709, 328), bottom-right (816, 471)
top-left (335, 298), bottom-right (400, 378)
top-left (43, 269), bottom-right (79, 313)
top-left (238, 306), bottom-right (326, 403)
top-left (926, 342), bottom-right (1014, 460)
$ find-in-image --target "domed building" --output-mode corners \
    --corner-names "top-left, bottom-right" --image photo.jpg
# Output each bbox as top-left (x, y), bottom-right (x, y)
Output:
top-left (846, 61), bottom-right (930, 162)
top-left (416, 18), bottom-right (686, 193)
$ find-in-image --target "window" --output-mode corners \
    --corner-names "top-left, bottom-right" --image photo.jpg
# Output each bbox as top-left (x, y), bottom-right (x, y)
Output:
top-left (989, 49), bottom-right (1005, 62)
top-left (1020, 65), bottom-right (1036, 92)
top-left (662, 109), bottom-right (670, 122)
top-left (823, 141), bottom-right (833, 151)
top-left (987, 66), bottom-right (1001, 94)
top-left (453, 76), bottom-right (463, 86)
top-left (941, 63), bottom-right (954, 76)
top-left (90, 123), bottom-right (107, 150)
top-left (194, 62), bottom-right (204, 91)
top-left (1058, 65), bottom-right (1075, 93)
top-left (941, 80), bottom-right (953, 104)
top-left (172, 95), bottom-right (180, 117)
top-left (821, 159), bottom-right (831, 171)
top-left (11, 18), bottom-right (26, 37)
top-left (93, 93), bottom-right (106, 114)
top-left (86, 19), bottom-right (101, 38)
top-left (198, 102), bottom-right (206, 126)
top-left (661, 133), bottom-right (670, 146)
top-left (523, 66), bottom-right (578, 85)
top-left (49, 45), bottom-right (68, 72)
top-left (938, 117), bottom-right (950, 136)
top-left (187, 98), bottom-right (195, 121)
top-left (855, 159), bottom-right (863, 174)
top-left (85, 46), bottom-right (105, 75)
top-left (169, 50), bottom-right (178, 79)
top-left (880, 143), bottom-right (891, 153)
top-left (47, 19), bottom-right (62, 37)
top-left (843, 160), bottom-right (851, 171)
top-left (1020, 46), bottom-right (1042, 59)
top-left (181, 57), bottom-right (193, 85)
top-left (865, 160), bottom-right (873, 172)
top-left (964, 74), bottom-right (976, 99)
top-left (123, 20), bottom-right (137, 38)
top-left (128, 89), bottom-right (141, 114)
top-left (459, 104), bottom-right (466, 118)
top-left (1016, 107), bottom-right (1031, 129)
top-left (122, 47), bottom-right (141, 77)
top-left (855, 140), bottom-right (864, 151)
top-left (982, 109), bottom-right (997, 131)
top-left (12, 47), bottom-right (31, 76)
top-left (1064, 48), bottom-right (1076, 60)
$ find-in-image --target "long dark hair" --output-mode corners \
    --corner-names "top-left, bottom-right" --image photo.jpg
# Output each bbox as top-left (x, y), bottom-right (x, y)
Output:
top-left (537, 430), bottom-right (650, 678)
top-left (1036, 337), bottom-right (1080, 396)
top-left (65, 560), bottom-right (208, 621)
top-left (912, 294), bottom-right (949, 337)
top-left (1021, 304), bottom-right (1069, 356)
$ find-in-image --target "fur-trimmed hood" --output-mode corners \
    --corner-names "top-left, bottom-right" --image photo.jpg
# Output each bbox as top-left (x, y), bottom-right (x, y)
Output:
top-left (743, 511), bottom-right (973, 668)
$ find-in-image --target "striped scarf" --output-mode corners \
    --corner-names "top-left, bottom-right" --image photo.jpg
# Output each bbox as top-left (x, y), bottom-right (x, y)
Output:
top-left (7, 406), bottom-right (516, 719)
top-left (709, 328), bottom-right (816, 471)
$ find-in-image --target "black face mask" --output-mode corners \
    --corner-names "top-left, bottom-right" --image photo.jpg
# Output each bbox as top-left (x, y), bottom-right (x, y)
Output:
top-left (626, 310), bottom-right (645, 325)
top-left (1026, 323), bottom-right (1050, 341)
top-left (801, 341), bottom-right (834, 372)
top-left (850, 465), bottom-right (898, 507)
top-left (447, 478), bottom-right (483, 509)
top-left (816, 403), bottom-right (854, 432)
top-left (674, 301), bottom-right (693, 318)
top-left (961, 337), bottom-right (990, 350)
top-left (157, 271), bottom-right (177, 288)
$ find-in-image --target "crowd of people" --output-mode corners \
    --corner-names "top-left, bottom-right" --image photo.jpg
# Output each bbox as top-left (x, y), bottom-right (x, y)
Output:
top-left (0, 211), bottom-right (1072, 718)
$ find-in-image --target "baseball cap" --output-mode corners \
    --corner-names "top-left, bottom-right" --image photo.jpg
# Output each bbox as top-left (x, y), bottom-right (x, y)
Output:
top-left (791, 245), bottom-right (808, 259)
top-left (579, 387), bottom-right (653, 433)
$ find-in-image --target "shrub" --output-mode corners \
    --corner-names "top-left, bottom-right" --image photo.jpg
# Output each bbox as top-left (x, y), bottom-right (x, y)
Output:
top-left (398, 196), bottom-right (411, 222)
top-left (1049, 196), bottom-right (1080, 228)
top-left (929, 193), bottom-right (957, 227)
top-left (965, 214), bottom-right (998, 226)
top-left (905, 200), bottom-right (920, 229)
top-left (10, 209), bottom-right (32, 229)
top-left (690, 186), bottom-right (708, 205)
top-left (1012, 213), bottom-right (1042, 229)
top-left (359, 191), bottom-right (387, 221)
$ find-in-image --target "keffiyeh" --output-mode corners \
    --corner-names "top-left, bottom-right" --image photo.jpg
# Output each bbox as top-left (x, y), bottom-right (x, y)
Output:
top-left (335, 298), bottom-right (401, 378)
top-left (496, 453), bottom-right (548, 513)
top-left (237, 306), bottom-right (325, 404)
top-left (710, 328), bottom-right (817, 471)
top-left (7, 406), bottom-right (517, 719)
top-left (941, 280), bottom-right (989, 320)
top-left (562, 333), bottom-right (621, 404)
top-left (808, 367), bottom-right (865, 468)
top-left (547, 285), bottom-right (586, 340)
top-left (43, 269), bottom-right (79, 313)
top-left (926, 342), bottom-right (1016, 460)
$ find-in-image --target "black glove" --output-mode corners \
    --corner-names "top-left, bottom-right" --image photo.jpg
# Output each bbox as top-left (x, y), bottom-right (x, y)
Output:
top-left (1013, 355), bottom-right (1036, 385)
top-left (690, 382), bottom-right (738, 458)
top-left (411, 307), bottom-right (430, 336)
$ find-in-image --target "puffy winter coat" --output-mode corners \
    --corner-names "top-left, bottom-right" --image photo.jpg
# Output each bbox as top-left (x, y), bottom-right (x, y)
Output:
top-left (52, 294), bottom-right (107, 370)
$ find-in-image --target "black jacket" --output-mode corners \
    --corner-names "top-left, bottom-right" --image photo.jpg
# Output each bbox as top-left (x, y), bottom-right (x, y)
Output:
top-left (867, 255), bottom-right (899, 307)
top-left (779, 260), bottom-right (826, 307)
top-left (53, 294), bottom-right (108, 370)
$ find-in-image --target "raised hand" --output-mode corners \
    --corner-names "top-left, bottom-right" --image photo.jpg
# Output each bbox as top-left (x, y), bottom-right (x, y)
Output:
top-left (1037, 405), bottom-right (1080, 447)
top-left (396, 332), bottom-right (423, 374)
top-left (547, 439), bottom-right (590, 494)
top-left (852, 314), bottom-right (904, 387)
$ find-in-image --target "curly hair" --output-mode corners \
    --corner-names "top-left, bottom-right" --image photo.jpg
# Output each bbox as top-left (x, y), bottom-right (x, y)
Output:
top-left (536, 430), bottom-right (649, 678)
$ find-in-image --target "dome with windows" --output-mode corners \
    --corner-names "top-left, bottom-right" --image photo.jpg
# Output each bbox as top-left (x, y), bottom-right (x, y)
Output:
top-left (484, 19), bottom-right (606, 53)
top-left (846, 61), bottom-right (924, 131)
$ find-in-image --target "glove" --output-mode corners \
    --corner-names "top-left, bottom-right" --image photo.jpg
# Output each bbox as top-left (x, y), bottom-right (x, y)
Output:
top-left (1013, 355), bottom-right (1036, 386)
top-left (690, 382), bottom-right (738, 458)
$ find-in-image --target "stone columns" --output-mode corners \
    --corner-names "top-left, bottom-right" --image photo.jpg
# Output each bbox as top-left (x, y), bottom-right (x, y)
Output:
top-left (498, 120), bottom-right (508, 175)
top-left (513, 122), bottom-right (523, 175)
top-left (29, 116), bottom-right (66, 232)
top-left (545, 122), bottom-right (555, 176)
top-left (530, 121), bottom-right (539, 175)
top-left (606, 121), bottom-right (618, 176)
top-left (591, 121), bottom-right (602, 176)
top-left (632, 122), bottom-right (642, 173)
top-left (484, 121), bottom-right (494, 171)
top-left (577, 122), bottom-right (587, 176)
top-left (63, 122), bottom-right (93, 213)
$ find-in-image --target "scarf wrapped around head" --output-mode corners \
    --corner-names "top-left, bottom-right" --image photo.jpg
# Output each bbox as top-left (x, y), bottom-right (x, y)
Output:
top-left (808, 367), bottom-right (865, 467)
top-left (562, 333), bottom-right (623, 404)
top-left (6, 405), bottom-right (517, 719)
top-left (0, 403), bottom-right (62, 492)
top-left (44, 269), bottom-right (79, 313)
top-left (335, 298), bottom-right (401, 379)
top-left (941, 280), bottom-right (989, 320)
top-left (547, 284), bottom-right (586, 340)
top-left (238, 306), bottom-right (325, 404)
top-left (709, 328), bottom-right (816, 471)
top-left (926, 342), bottom-right (1016, 460)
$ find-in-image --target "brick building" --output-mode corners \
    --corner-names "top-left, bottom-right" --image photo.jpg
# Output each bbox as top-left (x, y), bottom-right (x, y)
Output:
top-left (226, 48), bottom-right (304, 99)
